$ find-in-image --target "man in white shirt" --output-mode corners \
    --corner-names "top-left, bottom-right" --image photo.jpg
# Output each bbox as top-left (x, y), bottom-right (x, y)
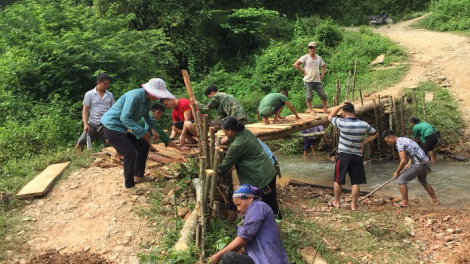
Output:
top-left (293, 41), bottom-right (328, 113)
top-left (75, 73), bottom-right (115, 150)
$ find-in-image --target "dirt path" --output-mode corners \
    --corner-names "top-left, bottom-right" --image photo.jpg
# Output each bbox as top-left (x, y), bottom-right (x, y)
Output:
top-left (371, 16), bottom-right (470, 141)
top-left (16, 163), bottom-right (158, 264)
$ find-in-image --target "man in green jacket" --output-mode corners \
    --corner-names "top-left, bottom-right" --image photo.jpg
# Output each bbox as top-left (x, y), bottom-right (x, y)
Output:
top-left (218, 117), bottom-right (282, 219)
top-left (191, 85), bottom-right (247, 129)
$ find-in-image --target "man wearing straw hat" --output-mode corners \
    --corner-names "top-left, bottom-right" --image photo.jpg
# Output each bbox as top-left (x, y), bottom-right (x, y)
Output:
top-left (101, 78), bottom-right (176, 194)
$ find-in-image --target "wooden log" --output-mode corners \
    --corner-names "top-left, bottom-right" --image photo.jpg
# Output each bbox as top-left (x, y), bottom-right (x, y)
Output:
top-left (17, 162), bottom-right (70, 197)
top-left (200, 157), bottom-right (208, 255)
top-left (174, 178), bottom-right (202, 251)
top-left (288, 180), bottom-right (369, 195)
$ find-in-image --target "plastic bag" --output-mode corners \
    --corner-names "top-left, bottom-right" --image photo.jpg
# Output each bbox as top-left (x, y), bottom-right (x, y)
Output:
top-left (86, 133), bottom-right (92, 150)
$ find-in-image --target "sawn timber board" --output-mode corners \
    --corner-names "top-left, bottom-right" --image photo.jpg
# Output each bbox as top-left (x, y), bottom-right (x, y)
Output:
top-left (17, 161), bottom-right (70, 197)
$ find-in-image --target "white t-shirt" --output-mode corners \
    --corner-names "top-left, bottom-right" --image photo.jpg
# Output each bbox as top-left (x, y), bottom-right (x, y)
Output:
top-left (298, 54), bottom-right (325, 83)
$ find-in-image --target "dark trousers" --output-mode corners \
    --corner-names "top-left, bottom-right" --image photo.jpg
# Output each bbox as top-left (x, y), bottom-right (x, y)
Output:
top-left (261, 174), bottom-right (282, 220)
top-left (103, 127), bottom-right (149, 188)
top-left (222, 251), bottom-right (255, 264)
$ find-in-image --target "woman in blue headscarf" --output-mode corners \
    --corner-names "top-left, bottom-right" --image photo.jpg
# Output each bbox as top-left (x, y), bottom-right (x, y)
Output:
top-left (209, 184), bottom-right (288, 264)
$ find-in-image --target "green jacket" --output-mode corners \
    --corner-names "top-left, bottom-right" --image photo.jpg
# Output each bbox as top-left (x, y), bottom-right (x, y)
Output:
top-left (196, 92), bottom-right (247, 121)
top-left (137, 114), bottom-right (171, 146)
top-left (412, 122), bottom-right (438, 143)
top-left (218, 129), bottom-right (275, 188)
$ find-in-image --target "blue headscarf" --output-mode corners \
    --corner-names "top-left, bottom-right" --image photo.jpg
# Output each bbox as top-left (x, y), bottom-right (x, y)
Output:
top-left (232, 183), bottom-right (259, 199)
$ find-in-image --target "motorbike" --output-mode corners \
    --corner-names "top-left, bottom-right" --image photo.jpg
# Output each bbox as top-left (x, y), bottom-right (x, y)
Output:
top-left (368, 12), bottom-right (393, 26)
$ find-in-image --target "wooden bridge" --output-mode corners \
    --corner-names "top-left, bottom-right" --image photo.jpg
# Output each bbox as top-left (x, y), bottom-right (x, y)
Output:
top-left (215, 94), bottom-right (395, 141)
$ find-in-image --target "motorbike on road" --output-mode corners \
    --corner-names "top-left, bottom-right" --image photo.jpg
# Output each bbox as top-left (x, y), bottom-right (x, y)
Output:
top-left (368, 12), bottom-right (393, 26)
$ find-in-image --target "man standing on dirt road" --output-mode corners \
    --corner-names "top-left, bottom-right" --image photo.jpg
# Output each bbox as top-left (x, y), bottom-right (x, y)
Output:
top-left (75, 73), bottom-right (115, 150)
top-left (382, 130), bottom-right (439, 208)
top-left (328, 101), bottom-right (378, 210)
top-left (293, 41), bottom-right (329, 113)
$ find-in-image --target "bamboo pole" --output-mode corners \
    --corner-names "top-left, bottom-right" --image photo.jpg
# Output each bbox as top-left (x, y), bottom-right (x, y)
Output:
top-left (359, 87), bottom-right (363, 106)
top-left (422, 96), bottom-right (426, 121)
top-left (200, 157), bottom-right (207, 258)
top-left (393, 98), bottom-right (398, 135)
top-left (400, 95), bottom-right (404, 136)
top-left (377, 94), bottom-right (383, 153)
top-left (373, 98), bottom-right (381, 157)
top-left (352, 60), bottom-right (358, 101)
top-left (345, 71), bottom-right (351, 101)
top-left (210, 148), bottom-right (220, 212)
top-left (334, 80), bottom-right (340, 106)
top-left (203, 114), bottom-right (210, 169)
top-left (189, 104), bottom-right (203, 153)
top-left (210, 127), bottom-right (215, 170)
top-left (389, 96), bottom-right (393, 131)
top-left (413, 93), bottom-right (418, 117)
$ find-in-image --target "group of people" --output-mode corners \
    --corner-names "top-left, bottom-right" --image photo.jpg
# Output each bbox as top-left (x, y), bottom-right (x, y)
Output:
top-left (74, 40), bottom-right (442, 263)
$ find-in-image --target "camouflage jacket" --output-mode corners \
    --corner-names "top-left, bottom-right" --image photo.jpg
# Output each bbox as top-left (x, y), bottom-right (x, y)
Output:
top-left (196, 92), bottom-right (247, 121)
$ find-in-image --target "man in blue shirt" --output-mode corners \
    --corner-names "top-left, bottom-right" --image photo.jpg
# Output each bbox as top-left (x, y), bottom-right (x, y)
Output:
top-left (101, 78), bottom-right (175, 193)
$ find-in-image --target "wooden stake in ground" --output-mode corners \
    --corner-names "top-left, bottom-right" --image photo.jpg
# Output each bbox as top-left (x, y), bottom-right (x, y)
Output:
top-left (400, 95), bottom-right (405, 136)
top-left (345, 71), bottom-right (351, 101)
top-left (203, 114), bottom-right (210, 169)
top-left (389, 96), bottom-right (393, 131)
top-left (352, 60), bottom-right (358, 101)
top-left (413, 93), bottom-right (418, 117)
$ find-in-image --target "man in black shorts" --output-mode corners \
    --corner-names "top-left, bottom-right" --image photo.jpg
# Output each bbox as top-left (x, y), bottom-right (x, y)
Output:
top-left (328, 101), bottom-right (378, 210)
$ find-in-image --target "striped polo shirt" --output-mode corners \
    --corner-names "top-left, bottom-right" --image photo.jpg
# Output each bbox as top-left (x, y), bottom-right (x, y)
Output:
top-left (331, 117), bottom-right (377, 156)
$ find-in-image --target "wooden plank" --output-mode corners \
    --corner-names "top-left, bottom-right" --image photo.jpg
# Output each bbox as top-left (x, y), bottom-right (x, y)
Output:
top-left (150, 144), bottom-right (190, 161)
top-left (246, 123), bottom-right (292, 129)
top-left (17, 162), bottom-right (70, 197)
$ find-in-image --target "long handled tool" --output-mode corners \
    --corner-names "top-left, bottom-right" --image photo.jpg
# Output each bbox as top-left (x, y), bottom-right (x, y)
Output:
top-left (358, 177), bottom-right (395, 203)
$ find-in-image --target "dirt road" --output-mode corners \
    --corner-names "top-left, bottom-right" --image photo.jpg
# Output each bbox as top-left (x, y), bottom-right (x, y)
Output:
top-left (372, 16), bottom-right (470, 140)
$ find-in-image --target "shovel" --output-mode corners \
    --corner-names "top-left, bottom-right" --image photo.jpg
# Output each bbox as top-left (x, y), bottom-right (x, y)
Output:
top-left (358, 177), bottom-right (395, 203)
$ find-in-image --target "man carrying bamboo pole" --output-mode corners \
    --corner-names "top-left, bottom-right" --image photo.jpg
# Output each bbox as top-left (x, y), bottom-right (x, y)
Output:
top-left (328, 101), bottom-right (378, 210)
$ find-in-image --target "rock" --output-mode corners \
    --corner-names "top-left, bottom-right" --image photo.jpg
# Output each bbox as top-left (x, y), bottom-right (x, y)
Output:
top-left (162, 181), bottom-right (175, 195)
top-left (405, 217), bottom-right (415, 224)
top-left (56, 245), bottom-right (67, 251)
top-left (114, 245), bottom-right (125, 252)
top-left (6, 235), bottom-right (12, 241)
top-left (298, 246), bottom-right (329, 264)
top-left (129, 256), bottom-right (140, 264)
top-left (177, 207), bottom-right (191, 218)
top-left (442, 215), bottom-right (451, 222)
top-left (443, 236), bottom-right (454, 243)
top-left (427, 219), bottom-right (435, 225)
top-left (124, 231), bottom-right (134, 238)
top-left (17, 230), bottom-right (26, 236)
top-left (446, 228), bottom-right (455, 234)
top-left (370, 54), bottom-right (385, 66)
top-left (123, 247), bottom-right (134, 254)
top-left (455, 227), bottom-right (462, 234)
top-left (84, 246), bottom-right (91, 252)
top-left (454, 155), bottom-right (468, 162)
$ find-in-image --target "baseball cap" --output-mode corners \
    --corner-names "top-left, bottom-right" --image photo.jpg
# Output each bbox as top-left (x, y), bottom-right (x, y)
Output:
top-left (308, 41), bottom-right (317, 48)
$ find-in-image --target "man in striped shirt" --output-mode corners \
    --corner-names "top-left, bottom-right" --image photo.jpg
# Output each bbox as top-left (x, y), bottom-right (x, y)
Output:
top-left (328, 101), bottom-right (378, 210)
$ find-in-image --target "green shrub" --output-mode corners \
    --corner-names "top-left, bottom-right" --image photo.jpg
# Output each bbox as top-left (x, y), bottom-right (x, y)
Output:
top-left (419, 0), bottom-right (470, 31)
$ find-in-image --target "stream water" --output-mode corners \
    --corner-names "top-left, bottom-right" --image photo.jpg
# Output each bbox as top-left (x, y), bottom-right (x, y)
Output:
top-left (275, 153), bottom-right (470, 209)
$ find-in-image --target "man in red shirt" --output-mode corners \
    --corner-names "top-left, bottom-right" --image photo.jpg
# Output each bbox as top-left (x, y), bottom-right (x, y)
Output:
top-left (160, 98), bottom-right (199, 146)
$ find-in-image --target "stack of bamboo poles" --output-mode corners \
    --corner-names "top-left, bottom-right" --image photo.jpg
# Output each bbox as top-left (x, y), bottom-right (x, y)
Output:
top-left (176, 70), bottom-right (227, 262)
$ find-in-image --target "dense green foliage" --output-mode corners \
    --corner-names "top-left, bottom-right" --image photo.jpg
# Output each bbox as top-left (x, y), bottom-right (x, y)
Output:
top-left (419, 0), bottom-right (470, 31)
